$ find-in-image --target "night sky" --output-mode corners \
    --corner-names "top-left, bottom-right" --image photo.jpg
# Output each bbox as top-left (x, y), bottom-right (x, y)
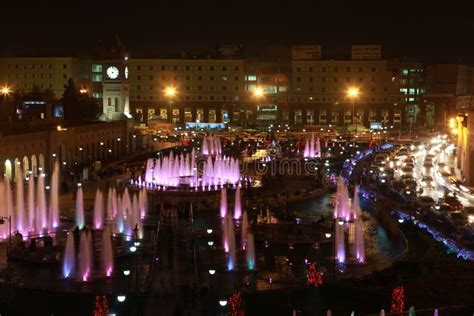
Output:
top-left (1, 1), bottom-right (473, 62)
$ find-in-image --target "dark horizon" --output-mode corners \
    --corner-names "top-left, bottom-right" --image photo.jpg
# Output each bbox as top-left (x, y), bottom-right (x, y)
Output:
top-left (1, 2), bottom-right (474, 63)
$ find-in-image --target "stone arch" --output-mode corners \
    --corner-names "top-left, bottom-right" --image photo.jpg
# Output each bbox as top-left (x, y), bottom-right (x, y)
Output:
top-left (38, 153), bottom-right (45, 173)
top-left (31, 154), bottom-right (38, 177)
top-left (5, 159), bottom-right (12, 180)
top-left (22, 156), bottom-right (30, 175)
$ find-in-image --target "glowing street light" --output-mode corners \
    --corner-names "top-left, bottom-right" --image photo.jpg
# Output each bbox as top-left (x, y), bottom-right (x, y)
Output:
top-left (346, 87), bottom-right (360, 131)
top-left (253, 87), bottom-right (264, 98)
top-left (164, 86), bottom-right (177, 97)
top-left (1, 85), bottom-right (11, 101)
top-left (164, 86), bottom-right (177, 123)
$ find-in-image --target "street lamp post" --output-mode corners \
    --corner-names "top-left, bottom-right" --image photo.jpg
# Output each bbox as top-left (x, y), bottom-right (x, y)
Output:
top-left (164, 86), bottom-right (177, 124)
top-left (253, 87), bottom-right (264, 130)
top-left (347, 87), bottom-right (360, 132)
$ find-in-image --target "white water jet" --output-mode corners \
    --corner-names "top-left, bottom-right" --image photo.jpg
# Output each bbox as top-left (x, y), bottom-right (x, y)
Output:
top-left (36, 173), bottom-right (48, 231)
top-left (93, 189), bottom-right (104, 230)
top-left (234, 186), bottom-right (242, 219)
top-left (139, 187), bottom-right (148, 219)
top-left (106, 187), bottom-right (113, 221)
top-left (246, 232), bottom-right (255, 270)
top-left (102, 226), bottom-right (114, 277)
top-left (353, 186), bottom-right (365, 263)
top-left (63, 232), bottom-right (75, 278)
top-left (76, 185), bottom-right (84, 229)
top-left (335, 220), bottom-right (346, 263)
top-left (227, 215), bottom-right (236, 271)
top-left (0, 181), bottom-right (8, 238)
top-left (15, 164), bottom-right (26, 234)
top-left (220, 188), bottom-right (227, 218)
top-left (78, 230), bottom-right (92, 281)
top-left (241, 211), bottom-right (248, 250)
top-left (49, 160), bottom-right (60, 228)
top-left (27, 176), bottom-right (35, 232)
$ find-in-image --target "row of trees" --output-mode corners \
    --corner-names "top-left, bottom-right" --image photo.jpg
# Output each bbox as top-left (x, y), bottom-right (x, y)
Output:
top-left (6, 78), bottom-right (101, 122)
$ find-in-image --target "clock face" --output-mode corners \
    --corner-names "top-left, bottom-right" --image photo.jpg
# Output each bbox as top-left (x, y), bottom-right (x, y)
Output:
top-left (125, 66), bottom-right (129, 79)
top-left (106, 66), bottom-right (119, 79)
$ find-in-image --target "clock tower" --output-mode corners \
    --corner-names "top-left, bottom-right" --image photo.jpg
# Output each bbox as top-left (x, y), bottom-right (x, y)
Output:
top-left (102, 59), bottom-right (130, 121)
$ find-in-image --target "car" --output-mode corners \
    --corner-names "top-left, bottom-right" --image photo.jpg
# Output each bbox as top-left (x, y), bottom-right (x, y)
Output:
top-left (431, 203), bottom-right (451, 214)
top-left (443, 194), bottom-right (463, 212)
top-left (448, 212), bottom-right (466, 226)
top-left (400, 166), bottom-right (414, 177)
top-left (418, 196), bottom-right (436, 209)
top-left (404, 179), bottom-right (417, 189)
top-left (421, 175), bottom-right (434, 188)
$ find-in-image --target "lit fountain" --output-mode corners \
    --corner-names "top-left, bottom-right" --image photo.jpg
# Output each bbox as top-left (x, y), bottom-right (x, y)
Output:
top-left (49, 160), bottom-right (60, 228)
top-left (241, 211), bottom-right (248, 250)
top-left (201, 135), bottom-right (222, 155)
top-left (303, 133), bottom-right (321, 158)
top-left (246, 232), bottom-right (255, 270)
top-left (93, 189), bottom-right (104, 230)
top-left (106, 187), bottom-right (114, 221)
top-left (116, 195), bottom-right (124, 234)
top-left (63, 232), bottom-right (75, 278)
top-left (132, 194), bottom-right (143, 239)
top-left (78, 230), bottom-right (92, 281)
top-left (15, 164), bottom-right (26, 235)
top-left (5, 178), bottom-right (14, 235)
top-left (27, 175), bottom-right (35, 232)
top-left (36, 173), bottom-right (47, 232)
top-left (220, 188), bottom-right (227, 218)
top-left (223, 213), bottom-right (229, 253)
top-left (234, 186), bottom-right (242, 219)
top-left (76, 184), bottom-right (85, 229)
top-left (141, 151), bottom-right (241, 189)
top-left (227, 215), bottom-right (236, 271)
top-left (353, 186), bottom-right (365, 263)
top-left (139, 187), bottom-right (148, 219)
top-left (334, 177), bottom-right (349, 263)
top-left (102, 226), bottom-right (113, 277)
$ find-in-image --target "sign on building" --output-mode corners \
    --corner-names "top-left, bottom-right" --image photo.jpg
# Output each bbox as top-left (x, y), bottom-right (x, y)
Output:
top-left (351, 45), bottom-right (381, 60)
top-left (292, 45), bottom-right (322, 60)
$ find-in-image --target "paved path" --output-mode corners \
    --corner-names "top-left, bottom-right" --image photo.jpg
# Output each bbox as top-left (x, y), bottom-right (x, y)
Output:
top-left (145, 207), bottom-right (200, 315)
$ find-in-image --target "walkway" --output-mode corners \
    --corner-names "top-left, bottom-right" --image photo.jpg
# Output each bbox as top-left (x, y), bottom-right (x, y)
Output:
top-left (145, 205), bottom-right (200, 315)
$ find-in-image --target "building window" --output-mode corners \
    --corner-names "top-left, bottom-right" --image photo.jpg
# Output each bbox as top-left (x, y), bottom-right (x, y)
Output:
top-left (222, 66), bottom-right (227, 71)
top-left (234, 66), bottom-right (240, 71)
top-left (137, 75), bottom-right (141, 80)
top-left (186, 76), bottom-right (190, 81)
top-left (63, 64), bottom-right (68, 69)
top-left (136, 65), bottom-right (141, 70)
top-left (210, 76), bottom-right (215, 81)
top-left (92, 74), bottom-right (103, 82)
top-left (245, 75), bottom-right (257, 81)
top-left (161, 65), bottom-right (165, 70)
top-left (149, 75), bottom-right (153, 80)
top-left (297, 77), bottom-right (301, 82)
top-left (234, 76), bottom-right (239, 81)
top-left (210, 66), bottom-right (214, 71)
top-left (63, 74), bottom-right (68, 79)
top-left (173, 65), bottom-right (178, 70)
top-left (308, 67), bottom-right (313, 72)
top-left (92, 64), bottom-right (102, 73)
top-left (296, 67), bottom-right (301, 72)
top-left (198, 76), bottom-right (202, 81)
top-left (185, 86), bottom-right (190, 91)
top-left (92, 92), bottom-right (102, 99)
top-left (197, 66), bottom-right (202, 71)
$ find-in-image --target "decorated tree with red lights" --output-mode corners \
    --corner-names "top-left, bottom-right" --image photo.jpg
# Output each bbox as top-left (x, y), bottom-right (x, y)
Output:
top-left (92, 295), bottom-right (109, 316)
top-left (391, 285), bottom-right (405, 314)
top-left (306, 262), bottom-right (323, 287)
top-left (229, 290), bottom-right (244, 316)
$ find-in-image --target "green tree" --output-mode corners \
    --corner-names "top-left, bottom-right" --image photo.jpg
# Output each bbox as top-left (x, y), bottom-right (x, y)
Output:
top-left (62, 79), bottom-right (101, 121)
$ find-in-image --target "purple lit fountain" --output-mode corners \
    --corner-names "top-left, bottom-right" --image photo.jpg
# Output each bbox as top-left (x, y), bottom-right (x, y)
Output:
top-left (102, 226), bottom-right (113, 277)
top-left (63, 232), bottom-right (75, 278)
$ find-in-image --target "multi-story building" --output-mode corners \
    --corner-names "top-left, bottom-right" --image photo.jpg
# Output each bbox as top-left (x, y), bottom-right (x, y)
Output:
top-left (0, 46), bottom-right (410, 128)
top-left (423, 64), bottom-right (474, 129)
top-left (288, 59), bottom-right (403, 126)
top-left (395, 62), bottom-right (427, 128)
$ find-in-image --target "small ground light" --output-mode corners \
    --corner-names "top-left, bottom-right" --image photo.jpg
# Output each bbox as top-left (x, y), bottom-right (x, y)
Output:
top-left (134, 241), bottom-right (140, 246)
top-left (129, 246), bottom-right (137, 252)
top-left (117, 295), bottom-right (126, 302)
top-left (325, 233), bottom-right (332, 238)
top-left (208, 241), bottom-right (214, 246)
top-left (208, 269), bottom-right (216, 275)
top-left (123, 270), bottom-right (130, 276)
top-left (207, 229), bottom-right (213, 234)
